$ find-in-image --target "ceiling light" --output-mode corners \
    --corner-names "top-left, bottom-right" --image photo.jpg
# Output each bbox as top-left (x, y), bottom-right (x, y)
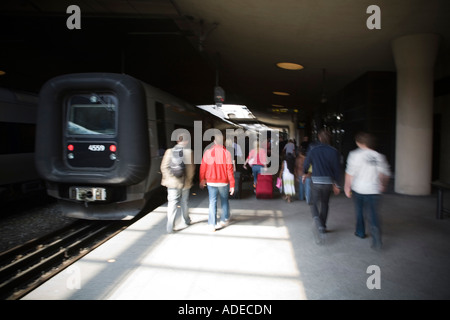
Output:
top-left (276, 62), bottom-right (304, 70)
top-left (273, 91), bottom-right (290, 96)
top-left (0, 70), bottom-right (5, 76)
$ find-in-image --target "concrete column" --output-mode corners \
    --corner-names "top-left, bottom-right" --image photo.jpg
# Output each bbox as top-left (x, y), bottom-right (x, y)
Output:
top-left (392, 33), bottom-right (440, 195)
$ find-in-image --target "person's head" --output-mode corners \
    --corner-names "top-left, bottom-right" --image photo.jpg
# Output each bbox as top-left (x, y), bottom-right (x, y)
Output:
top-left (176, 132), bottom-right (190, 147)
top-left (213, 132), bottom-right (224, 146)
top-left (355, 131), bottom-right (376, 150)
top-left (225, 138), bottom-right (233, 148)
top-left (317, 129), bottom-right (332, 145)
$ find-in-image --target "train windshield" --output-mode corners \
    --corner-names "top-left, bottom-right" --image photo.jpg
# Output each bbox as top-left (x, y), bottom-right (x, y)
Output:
top-left (66, 94), bottom-right (117, 136)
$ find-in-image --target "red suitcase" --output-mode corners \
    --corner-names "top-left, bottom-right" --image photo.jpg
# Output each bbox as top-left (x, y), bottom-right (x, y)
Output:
top-left (255, 174), bottom-right (273, 199)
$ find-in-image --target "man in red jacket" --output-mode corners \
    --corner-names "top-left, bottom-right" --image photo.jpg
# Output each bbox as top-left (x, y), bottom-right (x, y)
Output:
top-left (200, 133), bottom-right (235, 231)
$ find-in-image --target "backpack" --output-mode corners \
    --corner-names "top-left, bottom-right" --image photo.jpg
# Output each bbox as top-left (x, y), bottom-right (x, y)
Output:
top-left (169, 145), bottom-right (186, 178)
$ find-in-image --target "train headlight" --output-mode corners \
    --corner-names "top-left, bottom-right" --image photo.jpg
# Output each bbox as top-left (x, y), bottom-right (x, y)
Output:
top-left (110, 154), bottom-right (117, 160)
top-left (68, 153), bottom-right (74, 159)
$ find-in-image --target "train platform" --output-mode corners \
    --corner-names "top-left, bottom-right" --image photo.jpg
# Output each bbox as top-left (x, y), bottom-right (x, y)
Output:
top-left (22, 181), bottom-right (450, 300)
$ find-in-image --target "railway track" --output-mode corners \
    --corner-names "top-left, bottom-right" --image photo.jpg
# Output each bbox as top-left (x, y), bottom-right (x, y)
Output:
top-left (0, 188), bottom-right (167, 300)
top-left (0, 219), bottom-right (130, 300)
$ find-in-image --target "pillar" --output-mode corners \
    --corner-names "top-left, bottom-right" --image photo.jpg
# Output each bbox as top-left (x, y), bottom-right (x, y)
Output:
top-left (392, 33), bottom-right (440, 195)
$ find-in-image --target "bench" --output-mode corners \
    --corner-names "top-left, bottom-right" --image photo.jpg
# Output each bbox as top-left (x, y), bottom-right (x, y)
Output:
top-left (431, 181), bottom-right (450, 219)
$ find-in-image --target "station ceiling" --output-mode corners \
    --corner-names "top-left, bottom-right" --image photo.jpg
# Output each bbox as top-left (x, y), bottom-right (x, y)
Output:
top-left (1, 0), bottom-right (450, 124)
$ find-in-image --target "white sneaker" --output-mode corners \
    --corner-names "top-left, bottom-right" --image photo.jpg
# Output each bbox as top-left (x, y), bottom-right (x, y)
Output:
top-left (219, 220), bottom-right (230, 228)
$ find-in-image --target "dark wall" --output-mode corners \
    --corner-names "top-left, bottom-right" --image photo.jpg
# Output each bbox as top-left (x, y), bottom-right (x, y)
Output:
top-left (331, 71), bottom-right (397, 170)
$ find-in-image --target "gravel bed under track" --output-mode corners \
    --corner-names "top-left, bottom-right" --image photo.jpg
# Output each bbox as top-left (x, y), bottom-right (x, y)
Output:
top-left (0, 197), bottom-right (78, 253)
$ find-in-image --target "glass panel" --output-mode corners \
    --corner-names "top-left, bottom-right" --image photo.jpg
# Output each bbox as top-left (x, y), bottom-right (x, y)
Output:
top-left (0, 122), bottom-right (35, 154)
top-left (155, 101), bottom-right (167, 151)
top-left (67, 94), bottom-right (117, 136)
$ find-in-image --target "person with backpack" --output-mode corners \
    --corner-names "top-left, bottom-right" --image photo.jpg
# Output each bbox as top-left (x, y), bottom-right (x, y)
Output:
top-left (160, 133), bottom-right (195, 233)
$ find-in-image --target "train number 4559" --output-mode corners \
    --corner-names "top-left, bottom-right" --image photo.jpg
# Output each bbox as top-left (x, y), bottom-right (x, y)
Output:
top-left (88, 145), bottom-right (106, 152)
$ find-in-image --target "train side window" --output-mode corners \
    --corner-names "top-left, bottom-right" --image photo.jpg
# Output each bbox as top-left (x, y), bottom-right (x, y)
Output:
top-left (66, 94), bottom-right (117, 136)
top-left (0, 122), bottom-right (35, 154)
top-left (155, 101), bottom-right (167, 154)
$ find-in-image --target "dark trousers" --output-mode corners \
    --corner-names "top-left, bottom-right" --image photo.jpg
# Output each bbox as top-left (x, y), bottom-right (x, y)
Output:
top-left (353, 191), bottom-right (382, 248)
top-left (310, 183), bottom-right (332, 232)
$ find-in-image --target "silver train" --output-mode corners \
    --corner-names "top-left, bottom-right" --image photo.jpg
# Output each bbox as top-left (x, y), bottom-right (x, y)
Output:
top-left (35, 73), bottom-right (235, 220)
top-left (0, 88), bottom-right (44, 202)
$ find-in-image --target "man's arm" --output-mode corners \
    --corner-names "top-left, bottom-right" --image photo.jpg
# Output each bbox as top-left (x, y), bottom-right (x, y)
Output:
top-left (186, 150), bottom-right (196, 184)
top-left (379, 173), bottom-right (390, 193)
top-left (199, 153), bottom-right (207, 189)
top-left (333, 150), bottom-right (341, 184)
top-left (160, 149), bottom-right (171, 177)
top-left (303, 152), bottom-right (311, 175)
top-left (344, 173), bottom-right (353, 198)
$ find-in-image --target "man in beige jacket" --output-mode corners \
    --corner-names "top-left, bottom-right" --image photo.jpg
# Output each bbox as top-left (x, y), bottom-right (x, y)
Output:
top-left (160, 135), bottom-right (195, 233)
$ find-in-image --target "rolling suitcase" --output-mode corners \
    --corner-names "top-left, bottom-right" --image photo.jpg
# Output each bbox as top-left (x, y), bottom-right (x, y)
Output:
top-left (230, 171), bottom-right (242, 199)
top-left (255, 174), bottom-right (273, 199)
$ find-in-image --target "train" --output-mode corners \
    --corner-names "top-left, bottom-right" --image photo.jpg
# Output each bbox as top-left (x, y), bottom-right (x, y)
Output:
top-left (35, 73), bottom-right (239, 220)
top-left (0, 88), bottom-right (44, 203)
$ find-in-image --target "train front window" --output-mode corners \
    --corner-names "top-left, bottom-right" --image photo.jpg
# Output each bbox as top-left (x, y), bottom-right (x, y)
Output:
top-left (66, 94), bottom-right (117, 136)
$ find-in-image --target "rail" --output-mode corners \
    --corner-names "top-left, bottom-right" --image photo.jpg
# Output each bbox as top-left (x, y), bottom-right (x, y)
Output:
top-left (0, 220), bottom-right (129, 300)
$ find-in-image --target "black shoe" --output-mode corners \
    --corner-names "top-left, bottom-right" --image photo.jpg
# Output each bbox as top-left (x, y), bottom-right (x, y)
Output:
top-left (312, 224), bottom-right (326, 245)
top-left (319, 229), bottom-right (327, 244)
top-left (354, 232), bottom-right (366, 239)
top-left (371, 243), bottom-right (382, 251)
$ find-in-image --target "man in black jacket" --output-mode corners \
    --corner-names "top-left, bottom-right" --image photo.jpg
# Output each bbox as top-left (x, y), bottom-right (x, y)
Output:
top-left (303, 129), bottom-right (341, 244)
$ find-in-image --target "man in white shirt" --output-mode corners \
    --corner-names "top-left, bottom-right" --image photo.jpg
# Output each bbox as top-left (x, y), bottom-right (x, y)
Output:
top-left (344, 132), bottom-right (390, 250)
top-left (283, 139), bottom-right (296, 156)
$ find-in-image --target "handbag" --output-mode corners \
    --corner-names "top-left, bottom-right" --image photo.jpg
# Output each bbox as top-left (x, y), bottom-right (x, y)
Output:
top-left (276, 177), bottom-right (282, 190)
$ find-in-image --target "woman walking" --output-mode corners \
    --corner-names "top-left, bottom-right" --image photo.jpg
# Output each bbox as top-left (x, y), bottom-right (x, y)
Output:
top-left (279, 153), bottom-right (296, 202)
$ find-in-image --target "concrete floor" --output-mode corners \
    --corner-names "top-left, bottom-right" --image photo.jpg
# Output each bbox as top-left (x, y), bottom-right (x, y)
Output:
top-left (23, 182), bottom-right (450, 300)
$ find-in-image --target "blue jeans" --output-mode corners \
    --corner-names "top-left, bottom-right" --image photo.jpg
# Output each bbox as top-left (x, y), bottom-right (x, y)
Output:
top-left (298, 177), bottom-right (311, 203)
top-left (353, 191), bottom-right (382, 248)
top-left (167, 188), bottom-right (191, 233)
top-left (252, 165), bottom-right (263, 186)
top-left (207, 185), bottom-right (230, 226)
